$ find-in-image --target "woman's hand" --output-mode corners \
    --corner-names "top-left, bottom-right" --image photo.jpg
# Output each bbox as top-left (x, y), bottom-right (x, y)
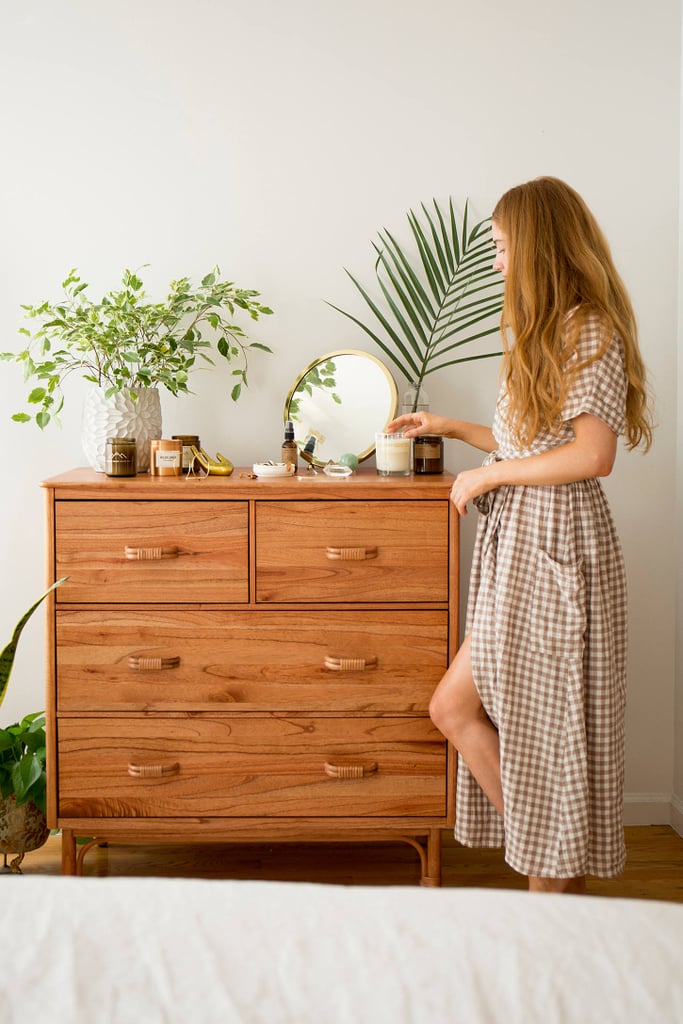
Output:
top-left (386, 412), bottom-right (496, 452)
top-left (385, 411), bottom-right (452, 438)
top-left (450, 466), bottom-right (497, 515)
top-left (450, 413), bottom-right (618, 515)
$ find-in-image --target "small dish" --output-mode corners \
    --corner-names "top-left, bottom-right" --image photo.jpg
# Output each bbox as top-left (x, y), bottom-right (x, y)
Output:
top-left (252, 462), bottom-right (295, 478)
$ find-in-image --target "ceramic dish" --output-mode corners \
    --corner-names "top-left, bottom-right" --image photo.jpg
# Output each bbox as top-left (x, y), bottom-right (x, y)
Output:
top-left (252, 462), bottom-right (296, 478)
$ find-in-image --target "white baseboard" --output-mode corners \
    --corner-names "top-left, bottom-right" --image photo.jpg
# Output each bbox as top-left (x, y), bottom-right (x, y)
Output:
top-left (671, 794), bottom-right (683, 837)
top-left (623, 792), bottom-right (674, 826)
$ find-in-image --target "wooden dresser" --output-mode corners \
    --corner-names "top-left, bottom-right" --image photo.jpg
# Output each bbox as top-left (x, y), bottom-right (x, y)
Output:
top-left (42, 466), bottom-right (459, 883)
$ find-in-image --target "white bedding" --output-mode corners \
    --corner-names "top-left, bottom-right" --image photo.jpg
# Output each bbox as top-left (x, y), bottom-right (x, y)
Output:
top-left (2, 877), bottom-right (682, 1023)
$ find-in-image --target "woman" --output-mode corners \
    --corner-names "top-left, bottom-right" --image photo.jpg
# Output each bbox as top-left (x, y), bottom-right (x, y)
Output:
top-left (388, 176), bottom-right (653, 893)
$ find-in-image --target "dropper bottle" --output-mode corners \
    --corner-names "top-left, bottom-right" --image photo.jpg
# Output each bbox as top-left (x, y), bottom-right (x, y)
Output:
top-left (281, 420), bottom-right (298, 474)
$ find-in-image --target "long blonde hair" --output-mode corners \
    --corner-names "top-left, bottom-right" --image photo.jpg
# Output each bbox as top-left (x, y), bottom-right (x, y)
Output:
top-left (493, 176), bottom-right (653, 451)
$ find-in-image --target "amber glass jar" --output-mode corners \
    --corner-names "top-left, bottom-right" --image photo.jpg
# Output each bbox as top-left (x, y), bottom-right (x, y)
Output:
top-left (104, 437), bottom-right (137, 477)
top-left (172, 434), bottom-right (200, 473)
top-left (413, 435), bottom-right (444, 474)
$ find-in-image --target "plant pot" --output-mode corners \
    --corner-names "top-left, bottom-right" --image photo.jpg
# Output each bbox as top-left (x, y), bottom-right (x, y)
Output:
top-left (82, 387), bottom-right (162, 473)
top-left (0, 794), bottom-right (49, 873)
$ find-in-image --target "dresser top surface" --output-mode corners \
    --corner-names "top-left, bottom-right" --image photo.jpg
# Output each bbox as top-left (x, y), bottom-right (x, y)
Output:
top-left (42, 466), bottom-right (456, 500)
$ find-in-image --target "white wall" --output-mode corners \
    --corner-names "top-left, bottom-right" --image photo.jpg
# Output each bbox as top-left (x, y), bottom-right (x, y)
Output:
top-left (0, 0), bottom-right (680, 824)
top-left (675, 5), bottom-right (683, 836)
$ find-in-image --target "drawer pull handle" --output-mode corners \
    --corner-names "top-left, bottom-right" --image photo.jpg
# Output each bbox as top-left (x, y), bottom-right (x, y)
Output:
top-left (124, 545), bottom-right (180, 561)
top-left (127, 655), bottom-right (181, 671)
top-left (324, 761), bottom-right (378, 780)
top-left (325, 546), bottom-right (378, 561)
top-left (323, 656), bottom-right (378, 673)
top-left (208, 690), bottom-right (237, 703)
top-left (128, 761), bottom-right (180, 778)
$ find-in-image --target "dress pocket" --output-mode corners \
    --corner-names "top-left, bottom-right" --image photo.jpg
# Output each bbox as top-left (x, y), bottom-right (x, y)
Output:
top-left (529, 549), bottom-right (586, 659)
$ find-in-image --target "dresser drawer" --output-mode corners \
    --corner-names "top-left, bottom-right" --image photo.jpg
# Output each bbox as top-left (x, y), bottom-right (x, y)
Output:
top-left (255, 500), bottom-right (449, 603)
top-left (57, 716), bottom-right (446, 818)
top-left (56, 609), bottom-right (448, 712)
top-left (54, 501), bottom-right (249, 603)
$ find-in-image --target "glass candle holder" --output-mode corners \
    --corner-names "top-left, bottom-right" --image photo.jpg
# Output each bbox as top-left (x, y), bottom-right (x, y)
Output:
top-left (375, 432), bottom-right (411, 476)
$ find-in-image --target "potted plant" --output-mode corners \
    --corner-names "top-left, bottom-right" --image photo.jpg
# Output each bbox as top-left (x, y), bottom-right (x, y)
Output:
top-left (328, 196), bottom-right (503, 411)
top-left (1, 266), bottom-right (273, 471)
top-left (0, 577), bottom-right (67, 873)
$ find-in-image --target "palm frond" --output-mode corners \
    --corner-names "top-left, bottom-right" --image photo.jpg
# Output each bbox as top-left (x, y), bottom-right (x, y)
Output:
top-left (376, 231), bottom-right (436, 326)
top-left (328, 196), bottom-right (504, 391)
top-left (373, 239), bottom-right (432, 343)
top-left (408, 208), bottom-right (445, 302)
top-left (428, 347), bottom-right (504, 374)
top-left (327, 296), bottom-right (422, 380)
top-left (432, 317), bottom-right (505, 357)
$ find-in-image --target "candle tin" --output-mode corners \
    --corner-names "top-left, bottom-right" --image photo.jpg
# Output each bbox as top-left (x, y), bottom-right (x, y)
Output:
top-left (150, 438), bottom-right (183, 476)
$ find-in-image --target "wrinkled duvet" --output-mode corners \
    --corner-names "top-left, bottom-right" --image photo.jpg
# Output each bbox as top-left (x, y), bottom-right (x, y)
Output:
top-left (2, 876), bottom-right (682, 1023)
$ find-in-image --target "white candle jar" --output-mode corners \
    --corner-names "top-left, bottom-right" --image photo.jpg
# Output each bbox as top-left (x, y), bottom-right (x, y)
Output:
top-left (375, 432), bottom-right (411, 476)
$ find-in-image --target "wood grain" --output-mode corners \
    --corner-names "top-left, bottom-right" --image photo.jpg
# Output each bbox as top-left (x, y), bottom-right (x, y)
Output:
top-left (255, 500), bottom-right (449, 603)
top-left (56, 715), bottom-right (447, 818)
top-left (54, 500), bottom-right (249, 603)
top-left (56, 609), bottom-right (448, 712)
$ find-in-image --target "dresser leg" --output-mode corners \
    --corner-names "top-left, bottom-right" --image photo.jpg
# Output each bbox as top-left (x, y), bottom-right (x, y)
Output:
top-left (423, 828), bottom-right (442, 887)
top-left (61, 829), bottom-right (77, 875)
top-left (399, 831), bottom-right (442, 886)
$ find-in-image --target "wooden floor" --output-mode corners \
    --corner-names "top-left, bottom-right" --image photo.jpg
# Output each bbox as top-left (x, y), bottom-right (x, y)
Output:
top-left (9, 825), bottom-right (683, 901)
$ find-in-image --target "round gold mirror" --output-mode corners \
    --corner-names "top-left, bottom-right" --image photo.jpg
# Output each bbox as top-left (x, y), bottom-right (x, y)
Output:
top-left (284, 350), bottom-right (398, 467)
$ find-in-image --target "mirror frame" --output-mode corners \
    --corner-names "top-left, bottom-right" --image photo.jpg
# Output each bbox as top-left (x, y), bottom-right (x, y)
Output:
top-left (284, 349), bottom-right (398, 467)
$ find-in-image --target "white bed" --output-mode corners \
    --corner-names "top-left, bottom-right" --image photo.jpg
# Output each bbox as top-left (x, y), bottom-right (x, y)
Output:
top-left (2, 877), bottom-right (682, 1023)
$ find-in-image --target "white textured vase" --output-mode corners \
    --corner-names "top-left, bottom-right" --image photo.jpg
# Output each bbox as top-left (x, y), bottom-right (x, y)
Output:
top-left (82, 387), bottom-right (162, 473)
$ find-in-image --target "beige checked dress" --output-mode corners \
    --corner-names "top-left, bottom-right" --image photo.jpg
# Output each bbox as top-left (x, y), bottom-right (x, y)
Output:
top-left (455, 314), bottom-right (628, 878)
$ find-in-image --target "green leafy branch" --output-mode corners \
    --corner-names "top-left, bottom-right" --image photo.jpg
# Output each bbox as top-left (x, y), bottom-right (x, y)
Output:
top-left (1, 267), bottom-right (274, 428)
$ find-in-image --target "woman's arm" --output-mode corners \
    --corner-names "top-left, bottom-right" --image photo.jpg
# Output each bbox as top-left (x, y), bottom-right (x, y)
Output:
top-left (386, 411), bottom-right (496, 453)
top-left (450, 413), bottom-right (618, 515)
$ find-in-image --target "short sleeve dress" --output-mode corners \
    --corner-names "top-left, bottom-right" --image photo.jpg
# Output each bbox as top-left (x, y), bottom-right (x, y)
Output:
top-left (455, 313), bottom-right (628, 879)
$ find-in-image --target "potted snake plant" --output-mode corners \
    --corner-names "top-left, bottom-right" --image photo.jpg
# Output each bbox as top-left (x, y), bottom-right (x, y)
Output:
top-left (0, 577), bottom-right (67, 873)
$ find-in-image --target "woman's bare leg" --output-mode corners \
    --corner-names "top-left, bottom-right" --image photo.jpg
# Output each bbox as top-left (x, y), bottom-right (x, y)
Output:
top-left (432, 635), bottom-right (587, 894)
top-left (429, 634), bottom-right (504, 817)
top-left (528, 876), bottom-right (586, 894)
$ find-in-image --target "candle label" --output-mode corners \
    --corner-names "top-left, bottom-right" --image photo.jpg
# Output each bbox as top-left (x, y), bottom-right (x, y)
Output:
top-left (156, 450), bottom-right (181, 467)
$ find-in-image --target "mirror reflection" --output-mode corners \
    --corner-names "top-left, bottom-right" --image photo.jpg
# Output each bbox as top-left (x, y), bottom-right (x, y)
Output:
top-left (284, 350), bottom-right (398, 466)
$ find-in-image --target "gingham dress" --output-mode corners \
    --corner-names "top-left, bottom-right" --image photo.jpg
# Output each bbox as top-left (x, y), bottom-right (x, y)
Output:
top-left (455, 314), bottom-right (628, 878)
